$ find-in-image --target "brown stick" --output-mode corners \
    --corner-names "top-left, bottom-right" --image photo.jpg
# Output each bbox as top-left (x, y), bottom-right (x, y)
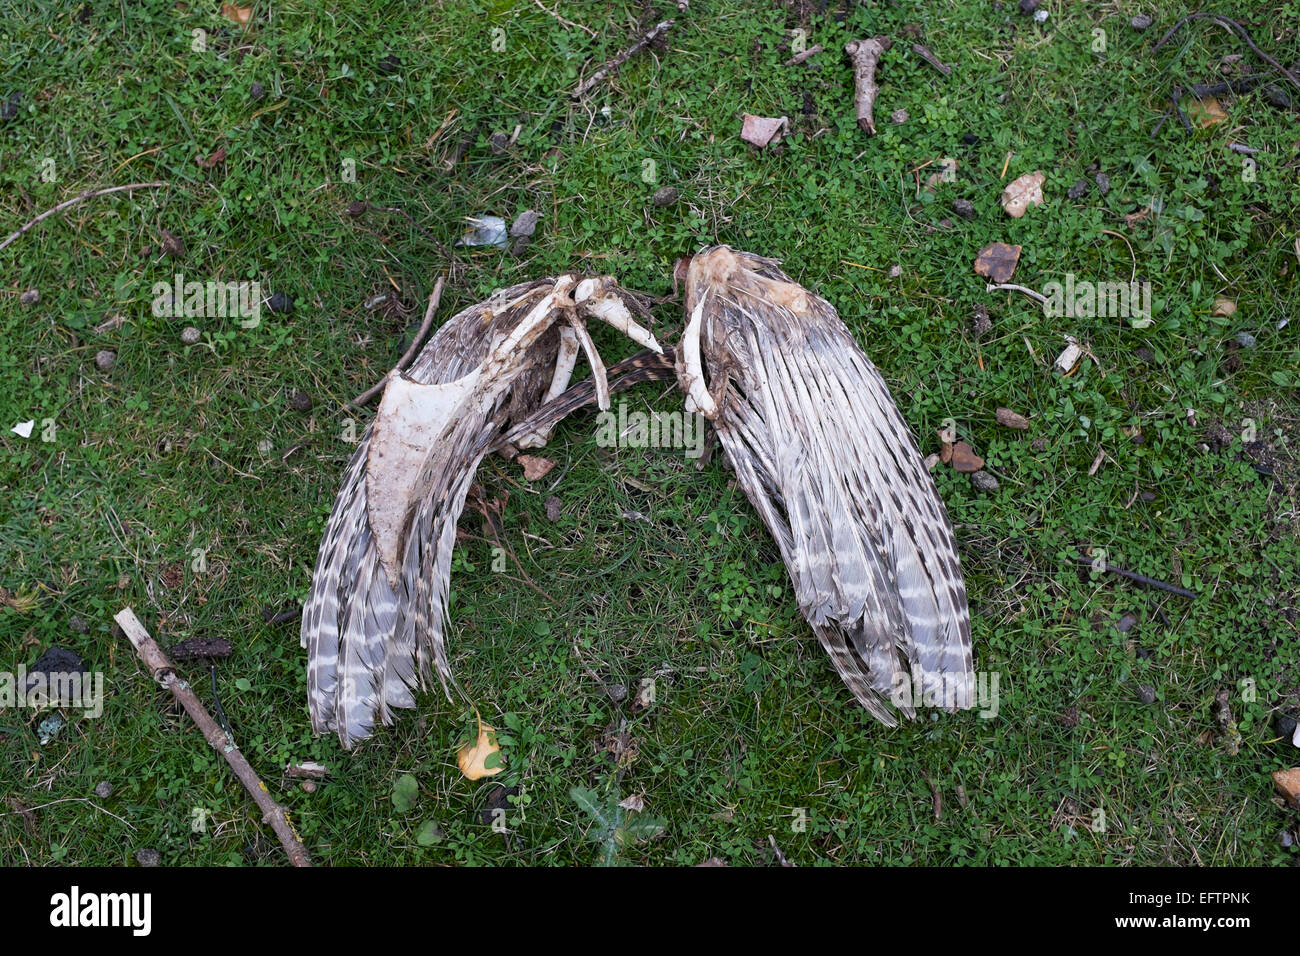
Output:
top-left (114, 607), bottom-right (313, 867)
top-left (351, 274), bottom-right (446, 407)
top-left (571, 18), bottom-right (675, 98)
top-left (784, 43), bottom-right (823, 67)
top-left (911, 42), bottom-right (951, 76)
top-left (1073, 556), bottom-right (1197, 599)
top-left (0, 182), bottom-right (166, 253)
top-left (844, 36), bottom-right (893, 134)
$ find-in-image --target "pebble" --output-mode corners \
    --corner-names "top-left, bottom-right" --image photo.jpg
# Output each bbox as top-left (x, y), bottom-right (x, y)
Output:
top-left (69, 615), bottom-right (88, 634)
top-left (290, 389), bottom-right (313, 412)
top-left (1137, 684), bottom-right (1157, 705)
top-left (94, 781), bottom-right (113, 799)
top-left (489, 131), bottom-right (510, 154)
top-left (1130, 13), bottom-right (1153, 30)
top-left (651, 186), bottom-right (679, 207)
top-left (95, 350), bottom-right (116, 371)
top-left (1018, 0), bottom-right (1038, 12)
top-left (181, 327), bottom-right (201, 345)
top-left (510, 209), bottom-right (540, 238)
top-left (1094, 172), bottom-right (1110, 195)
top-left (136, 848), bottom-right (161, 867)
top-left (268, 291), bottom-right (294, 314)
top-left (889, 108), bottom-right (909, 124)
top-left (1067, 179), bottom-right (1089, 200)
top-left (250, 81), bottom-right (265, 101)
top-left (953, 198), bottom-right (976, 220)
top-left (1234, 331), bottom-right (1257, 349)
top-left (20, 289), bottom-right (39, 306)
top-left (970, 470), bottom-right (1000, 492)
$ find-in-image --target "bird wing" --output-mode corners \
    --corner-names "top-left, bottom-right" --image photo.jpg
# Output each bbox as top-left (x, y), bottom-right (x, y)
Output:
top-left (682, 246), bottom-right (974, 722)
top-left (302, 276), bottom-right (659, 748)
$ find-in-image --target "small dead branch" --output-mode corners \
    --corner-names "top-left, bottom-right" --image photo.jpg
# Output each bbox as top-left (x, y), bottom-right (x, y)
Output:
top-left (114, 607), bottom-right (312, 867)
top-left (1074, 555), bottom-right (1197, 600)
top-left (1153, 12), bottom-right (1300, 93)
top-left (784, 43), bottom-right (823, 67)
top-left (0, 182), bottom-right (166, 253)
top-left (985, 282), bottom-right (1047, 306)
top-left (845, 36), bottom-right (893, 134)
top-left (351, 275), bottom-right (446, 407)
top-left (571, 18), bottom-right (676, 98)
top-left (920, 771), bottom-right (942, 821)
top-left (911, 43), bottom-right (951, 76)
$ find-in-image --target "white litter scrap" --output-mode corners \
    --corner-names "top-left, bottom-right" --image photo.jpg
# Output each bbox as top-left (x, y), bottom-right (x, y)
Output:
top-left (1054, 337), bottom-right (1083, 374)
top-left (11, 420), bottom-right (34, 439)
top-left (456, 215), bottom-right (509, 249)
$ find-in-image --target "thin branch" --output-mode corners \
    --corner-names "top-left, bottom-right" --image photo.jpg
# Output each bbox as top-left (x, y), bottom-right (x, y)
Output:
top-left (1074, 556), bottom-right (1197, 600)
top-left (114, 607), bottom-right (313, 867)
top-left (0, 182), bottom-right (166, 253)
top-left (351, 274), bottom-right (446, 407)
top-left (985, 282), bottom-right (1047, 306)
top-left (571, 18), bottom-right (676, 98)
top-left (784, 43), bottom-right (823, 67)
top-left (911, 43), bottom-right (952, 76)
top-left (1152, 12), bottom-right (1300, 92)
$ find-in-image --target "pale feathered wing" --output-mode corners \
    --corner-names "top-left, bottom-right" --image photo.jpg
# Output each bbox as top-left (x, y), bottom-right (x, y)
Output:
top-left (679, 246), bottom-right (974, 723)
top-left (302, 276), bottom-right (659, 747)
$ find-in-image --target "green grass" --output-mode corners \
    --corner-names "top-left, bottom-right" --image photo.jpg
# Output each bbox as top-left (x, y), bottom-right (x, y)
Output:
top-left (2, 0), bottom-right (1298, 865)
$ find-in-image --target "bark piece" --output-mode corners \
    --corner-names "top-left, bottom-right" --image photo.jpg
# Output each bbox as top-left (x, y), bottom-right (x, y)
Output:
top-left (973, 243), bottom-right (1022, 283)
top-left (1001, 170), bottom-right (1045, 217)
top-left (844, 36), bottom-right (893, 135)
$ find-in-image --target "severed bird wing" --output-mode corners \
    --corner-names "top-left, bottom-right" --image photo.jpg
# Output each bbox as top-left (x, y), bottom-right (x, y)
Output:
top-left (302, 275), bottom-right (660, 748)
top-left (678, 245), bottom-right (974, 724)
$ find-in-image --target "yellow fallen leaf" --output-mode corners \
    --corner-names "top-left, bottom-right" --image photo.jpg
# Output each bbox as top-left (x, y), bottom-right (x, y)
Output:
top-left (1212, 296), bottom-right (1237, 318)
top-left (457, 721), bottom-right (503, 780)
top-left (220, 4), bottom-right (252, 26)
top-left (1186, 95), bottom-right (1227, 128)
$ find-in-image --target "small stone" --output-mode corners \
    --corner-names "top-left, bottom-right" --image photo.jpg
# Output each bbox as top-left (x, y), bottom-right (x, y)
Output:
top-left (181, 327), bottom-right (202, 345)
top-left (995, 407), bottom-right (1030, 430)
top-left (136, 848), bottom-right (161, 867)
top-left (1135, 346), bottom-right (1155, 363)
top-left (345, 200), bottom-right (368, 217)
top-left (888, 264), bottom-right (902, 278)
top-left (544, 496), bottom-right (562, 522)
top-left (159, 229), bottom-right (186, 258)
top-left (302, 780), bottom-right (317, 793)
top-left (651, 186), bottom-right (679, 207)
top-left (1137, 684), bottom-right (1157, 705)
top-left (889, 108), bottom-right (909, 124)
top-left (1067, 179), bottom-right (1089, 200)
top-left (1281, 829), bottom-right (1296, 848)
top-left (290, 389), bottom-right (313, 412)
top-left (938, 218), bottom-right (952, 229)
top-left (489, 131), bottom-right (510, 154)
top-left (95, 350), bottom-right (117, 371)
top-left (377, 54), bottom-right (401, 75)
top-left (1139, 490), bottom-right (1156, 502)
top-left (94, 781), bottom-right (113, 799)
top-left (606, 683), bottom-right (628, 703)
top-left (1135, 645), bottom-right (1151, 659)
top-left (1018, 0), bottom-right (1038, 12)
top-left (268, 291), bottom-right (294, 314)
top-left (1130, 13), bottom-right (1153, 30)
top-left (969, 470), bottom-right (999, 493)
top-left (1116, 612), bottom-right (1139, 633)
top-left (1273, 712), bottom-right (1297, 742)
top-left (1094, 172), bottom-right (1110, 195)
top-left (20, 289), bottom-right (39, 306)
top-left (510, 209), bottom-right (540, 238)
top-left (953, 198), bottom-right (976, 220)
top-left (69, 615), bottom-right (89, 634)
top-left (250, 81), bottom-right (265, 101)
top-left (962, 133), bottom-right (981, 146)
top-left (1272, 768), bottom-right (1300, 808)
top-left (971, 303), bottom-right (992, 336)
top-left (1234, 331), bottom-right (1257, 349)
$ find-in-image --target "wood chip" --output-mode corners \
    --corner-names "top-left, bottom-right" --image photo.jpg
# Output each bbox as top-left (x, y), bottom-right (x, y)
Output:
top-left (518, 454), bottom-right (557, 481)
top-left (740, 114), bottom-right (789, 148)
top-left (995, 407), bottom-right (1030, 430)
top-left (949, 441), bottom-right (984, 473)
top-left (973, 243), bottom-right (1022, 283)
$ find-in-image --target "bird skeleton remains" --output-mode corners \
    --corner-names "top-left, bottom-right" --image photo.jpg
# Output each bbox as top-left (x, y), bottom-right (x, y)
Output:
top-left (302, 247), bottom-right (975, 748)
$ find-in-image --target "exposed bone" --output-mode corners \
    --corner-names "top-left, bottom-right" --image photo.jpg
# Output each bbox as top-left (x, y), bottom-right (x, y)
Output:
top-left (845, 36), bottom-right (893, 135)
top-left (514, 325), bottom-right (581, 449)
top-left (565, 314), bottom-right (612, 411)
top-left (677, 294), bottom-right (718, 418)
top-left (574, 278), bottom-right (664, 354)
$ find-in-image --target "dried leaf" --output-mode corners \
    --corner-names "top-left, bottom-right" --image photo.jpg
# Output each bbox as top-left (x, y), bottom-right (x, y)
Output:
top-left (220, 3), bottom-right (251, 26)
top-left (740, 113), bottom-right (789, 148)
top-left (1212, 296), bottom-right (1237, 317)
top-left (618, 793), bottom-right (645, 812)
top-left (1125, 204), bottom-right (1153, 228)
top-left (1186, 95), bottom-right (1228, 127)
top-left (1001, 170), bottom-right (1045, 218)
top-left (949, 441), bottom-right (984, 473)
top-left (973, 243), bottom-right (1022, 284)
top-left (1273, 768), bottom-right (1300, 808)
top-left (518, 454), bottom-right (556, 481)
top-left (924, 157), bottom-right (958, 192)
top-left (458, 722), bottom-right (504, 780)
top-left (1054, 338), bottom-right (1083, 374)
top-left (196, 145), bottom-right (227, 169)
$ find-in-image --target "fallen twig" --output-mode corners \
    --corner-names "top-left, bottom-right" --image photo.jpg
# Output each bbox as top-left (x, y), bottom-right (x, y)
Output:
top-left (351, 274), bottom-right (446, 407)
top-left (1074, 556), bottom-right (1197, 599)
top-left (845, 36), bottom-right (893, 134)
top-left (571, 18), bottom-right (676, 98)
top-left (784, 43), bottom-right (823, 67)
top-left (1153, 12), bottom-right (1300, 93)
top-left (985, 282), bottom-right (1047, 306)
top-left (114, 607), bottom-right (313, 867)
top-left (0, 182), bottom-right (166, 253)
top-left (911, 42), bottom-right (951, 76)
